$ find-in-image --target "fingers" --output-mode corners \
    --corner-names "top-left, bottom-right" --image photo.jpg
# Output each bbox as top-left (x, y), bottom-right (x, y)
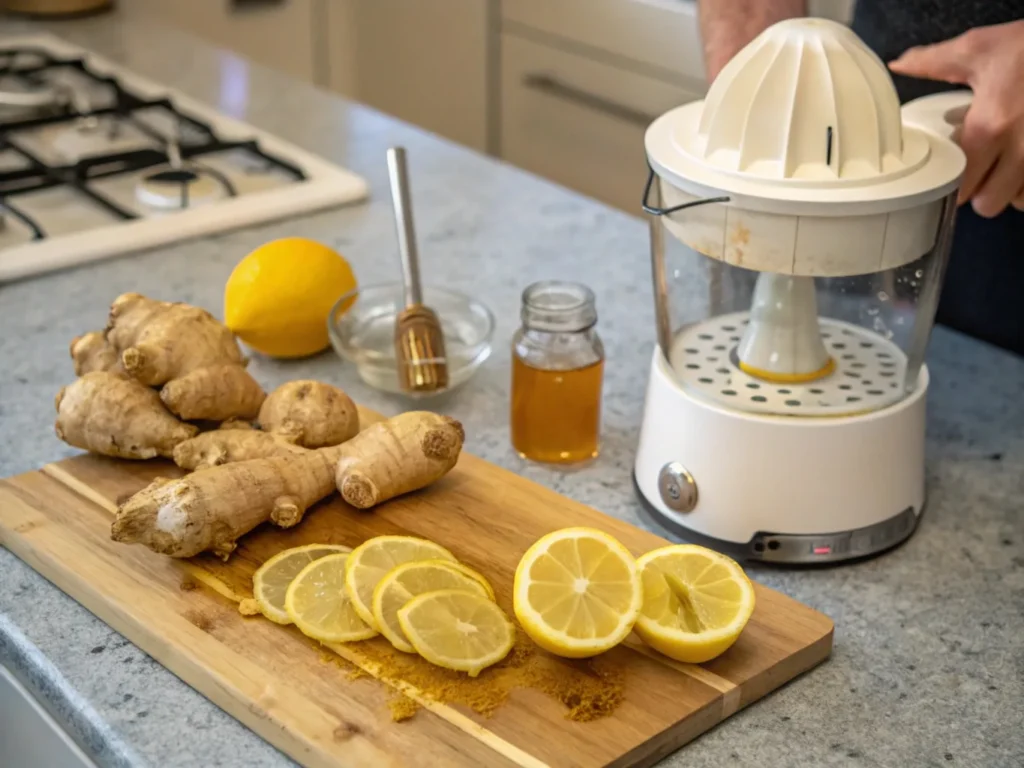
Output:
top-left (1013, 178), bottom-right (1024, 213)
top-left (970, 139), bottom-right (1024, 217)
top-left (889, 36), bottom-right (973, 84)
top-left (956, 103), bottom-right (1004, 204)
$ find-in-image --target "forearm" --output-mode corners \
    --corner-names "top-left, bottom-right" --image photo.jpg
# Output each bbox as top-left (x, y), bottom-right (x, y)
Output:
top-left (699, 0), bottom-right (806, 82)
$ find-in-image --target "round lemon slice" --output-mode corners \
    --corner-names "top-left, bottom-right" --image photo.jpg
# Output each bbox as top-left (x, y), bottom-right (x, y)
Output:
top-left (634, 544), bottom-right (756, 663)
top-left (397, 589), bottom-right (515, 676)
top-left (434, 560), bottom-right (495, 601)
top-left (345, 536), bottom-right (456, 629)
top-left (248, 544), bottom-right (351, 624)
top-left (373, 560), bottom-right (491, 653)
top-left (285, 553), bottom-right (377, 643)
top-left (513, 527), bottom-right (642, 658)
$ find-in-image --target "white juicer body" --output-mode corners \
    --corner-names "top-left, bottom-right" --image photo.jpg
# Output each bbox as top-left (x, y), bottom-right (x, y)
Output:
top-left (634, 350), bottom-right (927, 563)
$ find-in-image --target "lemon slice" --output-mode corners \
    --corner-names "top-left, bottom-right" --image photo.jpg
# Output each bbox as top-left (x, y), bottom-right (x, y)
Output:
top-left (285, 553), bottom-right (377, 643)
top-left (435, 560), bottom-right (496, 601)
top-left (397, 589), bottom-right (515, 676)
top-left (634, 544), bottom-right (755, 663)
top-left (246, 544), bottom-right (352, 624)
top-left (513, 527), bottom-right (642, 658)
top-left (345, 536), bottom-right (456, 629)
top-left (373, 560), bottom-right (491, 653)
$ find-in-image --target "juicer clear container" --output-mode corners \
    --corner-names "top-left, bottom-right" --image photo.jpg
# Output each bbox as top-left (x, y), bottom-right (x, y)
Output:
top-left (646, 179), bottom-right (958, 419)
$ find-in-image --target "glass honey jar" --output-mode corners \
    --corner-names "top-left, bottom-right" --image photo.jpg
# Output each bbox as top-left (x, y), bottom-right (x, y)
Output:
top-left (510, 281), bottom-right (604, 463)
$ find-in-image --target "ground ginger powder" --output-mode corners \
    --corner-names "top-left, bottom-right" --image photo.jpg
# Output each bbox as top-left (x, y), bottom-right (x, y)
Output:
top-left (335, 629), bottom-right (626, 723)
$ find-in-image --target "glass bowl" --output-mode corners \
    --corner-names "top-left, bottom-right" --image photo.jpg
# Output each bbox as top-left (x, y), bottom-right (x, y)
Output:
top-left (328, 283), bottom-right (495, 397)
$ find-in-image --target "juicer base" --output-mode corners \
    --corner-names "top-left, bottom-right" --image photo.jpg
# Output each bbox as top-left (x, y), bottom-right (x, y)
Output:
top-left (634, 349), bottom-right (928, 565)
top-left (633, 472), bottom-right (922, 564)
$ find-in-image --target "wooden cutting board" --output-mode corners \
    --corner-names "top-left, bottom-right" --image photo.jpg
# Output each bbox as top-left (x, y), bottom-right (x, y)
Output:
top-left (0, 448), bottom-right (833, 768)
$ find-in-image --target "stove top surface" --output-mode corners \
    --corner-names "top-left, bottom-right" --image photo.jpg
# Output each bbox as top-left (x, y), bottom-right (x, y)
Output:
top-left (0, 35), bottom-right (368, 281)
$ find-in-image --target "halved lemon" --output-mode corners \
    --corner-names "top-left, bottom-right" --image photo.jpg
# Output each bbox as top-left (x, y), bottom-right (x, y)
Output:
top-left (373, 560), bottom-right (491, 653)
top-left (634, 544), bottom-right (755, 663)
top-left (247, 544), bottom-right (351, 624)
top-left (345, 536), bottom-right (456, 629)
top-left (513, 527), bottom-right (642, 658)
top-left (285, 553), bottom-right (377, 643)
top-left (397, 589), bottom-right (515, 676)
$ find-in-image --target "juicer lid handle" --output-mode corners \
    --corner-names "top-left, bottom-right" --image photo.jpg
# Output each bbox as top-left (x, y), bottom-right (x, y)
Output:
top-left (901, 90), bottom-right (973, 142)
top-left (641, 166), bottom-right (730, 216)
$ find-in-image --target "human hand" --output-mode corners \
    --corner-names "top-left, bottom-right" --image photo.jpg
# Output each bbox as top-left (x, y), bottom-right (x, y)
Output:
top-left (889, 20), bottom-right (1024, 217)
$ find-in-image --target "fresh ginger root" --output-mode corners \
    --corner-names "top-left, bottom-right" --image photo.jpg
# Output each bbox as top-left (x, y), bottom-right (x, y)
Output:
top-left (174, 407), bottom-right (385, 471)
top-left (159, 364), bottom-right (265, 422)
top-left (69, 331), bottom-right (121, 375)
top-left (258, 380), bottom-right (359, 448)
top-left (55, 371), bottom-right (198, 459)
top-left (112, 411), bottom-right (464, 558)
top-left (335, 411), bottom-right (464, 509)
top-left (173, 427), bottom-right (306, 470)
top-left (105, 293), bottom-right (244, 386)
top-left (111, 447), bottom-right (344, 559)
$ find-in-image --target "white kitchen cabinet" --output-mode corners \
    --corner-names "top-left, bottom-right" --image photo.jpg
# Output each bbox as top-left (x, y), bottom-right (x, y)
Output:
top-left (500, 33), bottom-right (700, 214)
top-left (0, 664), bottom-right (96, 768)
top-left (325, 0), bottom-right (492, 152)
top-left (125, 0), bottom-right (322, 83)
top-left (503, 0), bottom-right (707, 84)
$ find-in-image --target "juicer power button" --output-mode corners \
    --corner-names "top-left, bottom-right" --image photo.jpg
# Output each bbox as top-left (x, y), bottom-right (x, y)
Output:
top-left (658, 463), bottom-right (698, 513)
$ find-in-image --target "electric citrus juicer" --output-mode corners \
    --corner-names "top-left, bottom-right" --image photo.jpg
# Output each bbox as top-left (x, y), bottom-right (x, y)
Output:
top-left (634, 18), bottom-right (972, 563)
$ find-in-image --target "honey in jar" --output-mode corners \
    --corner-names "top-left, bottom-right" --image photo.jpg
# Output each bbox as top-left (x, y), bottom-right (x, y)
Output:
top-left (510, 281), bottom-right (604, 463)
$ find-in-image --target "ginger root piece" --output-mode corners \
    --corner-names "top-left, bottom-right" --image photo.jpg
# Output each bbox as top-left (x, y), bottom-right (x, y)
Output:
top-left (335, 411), bottom-right (464, 509)
top-left (112, 447), bottom-right (343, 559)
top-left (105, 293), bottom-right (244, 386)
top-left (70, 331), bottom-right (121, 375)
top-left (258, 380), bottom-right (359, 448)
top-left (112, 411), bottom-right (464, 559)
top-left (219, 419), bottom-right (256, 430)
top-left (160, 364), bottom-right (266, 422)
top-left (173, 428), bottom-right (306, 470)
top-left (55, 371), bottom-right (198, 459)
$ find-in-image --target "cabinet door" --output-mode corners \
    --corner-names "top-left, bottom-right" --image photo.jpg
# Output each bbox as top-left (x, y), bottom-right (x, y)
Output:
top-left (500, 34), bottom-right (700, 215)
top-left (503, 0), bottom-right (706, 84)
top-left (326, 0), bottom-right (491, 152)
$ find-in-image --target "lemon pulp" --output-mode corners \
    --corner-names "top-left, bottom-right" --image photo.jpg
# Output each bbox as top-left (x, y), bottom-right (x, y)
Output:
top-left (634, 544), bottom-right (756, 663)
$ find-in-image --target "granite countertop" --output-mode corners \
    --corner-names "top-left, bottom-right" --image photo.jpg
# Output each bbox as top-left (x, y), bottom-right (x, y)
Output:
top-left (1, 12), bottom-right (1022, 768)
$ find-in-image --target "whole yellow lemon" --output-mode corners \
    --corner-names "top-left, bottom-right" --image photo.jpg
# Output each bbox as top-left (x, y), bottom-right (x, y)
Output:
top-left (224, 237), bottom-right (357, 358)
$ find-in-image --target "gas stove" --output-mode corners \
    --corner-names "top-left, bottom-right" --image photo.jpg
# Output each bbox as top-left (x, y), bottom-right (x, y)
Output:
top-left (0, 34), bottom-right (368, 282)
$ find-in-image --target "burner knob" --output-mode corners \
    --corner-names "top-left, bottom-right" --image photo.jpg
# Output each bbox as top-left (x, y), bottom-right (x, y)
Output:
top-left (658, 462), bottom-right (698, 513)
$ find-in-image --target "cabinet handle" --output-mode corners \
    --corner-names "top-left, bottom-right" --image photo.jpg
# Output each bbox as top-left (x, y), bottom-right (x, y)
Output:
top-left (522, 73), bottom-right (658, 127)
top-left (230, 0), bottom-right (285, 11)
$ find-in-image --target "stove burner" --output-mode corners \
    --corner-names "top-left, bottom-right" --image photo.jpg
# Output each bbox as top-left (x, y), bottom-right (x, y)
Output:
top-left (0, 44), bottom-right (306, 242)
top-left (135, 166), bottom-right (222, 209)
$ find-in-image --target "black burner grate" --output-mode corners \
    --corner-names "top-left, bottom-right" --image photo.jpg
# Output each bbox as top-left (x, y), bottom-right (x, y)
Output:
top-left (0, 46), bottom-right (306, 240)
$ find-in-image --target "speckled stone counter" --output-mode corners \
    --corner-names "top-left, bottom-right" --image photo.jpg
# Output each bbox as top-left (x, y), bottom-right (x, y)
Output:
top-left (1, 12), bottom-right (1022, 768)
